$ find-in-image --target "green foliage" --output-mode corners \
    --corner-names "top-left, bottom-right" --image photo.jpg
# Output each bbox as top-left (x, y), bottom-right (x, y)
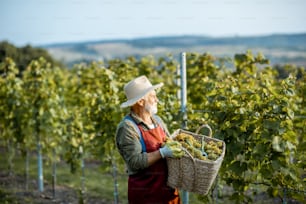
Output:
top-left (0, 58), bottom-right (23, 172)
top-left (0, 58), bottom-right (22, 142)
top-left (184, 51), bottom-right (305, 202)
top-left (21, 57), bottom-right (64, 152)
top-left (0, 41), bottom-right (64, 75)
top-left (0, 52), bottom-right (304, 203)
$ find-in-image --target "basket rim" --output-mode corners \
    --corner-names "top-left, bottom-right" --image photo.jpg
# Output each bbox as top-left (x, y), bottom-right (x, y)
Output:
top-left (170, 128), bottom-right (226, 164)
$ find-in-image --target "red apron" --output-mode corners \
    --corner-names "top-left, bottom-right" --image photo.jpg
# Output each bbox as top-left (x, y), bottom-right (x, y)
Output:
top-left (128, 124), bottom-right (181, 204)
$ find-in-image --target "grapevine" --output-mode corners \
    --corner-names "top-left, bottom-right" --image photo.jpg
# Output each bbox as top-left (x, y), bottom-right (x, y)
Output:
top-left (0, 51), bottom-right (304, 203)
top-left (173, 132), bottom-right (223, 161)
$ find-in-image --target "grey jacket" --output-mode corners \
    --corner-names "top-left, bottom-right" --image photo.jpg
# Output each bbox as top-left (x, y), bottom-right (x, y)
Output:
top-left (115, 111), bottom-right (170, 175)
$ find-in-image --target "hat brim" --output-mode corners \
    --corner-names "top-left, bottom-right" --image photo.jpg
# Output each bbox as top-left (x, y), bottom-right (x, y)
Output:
top-left (120, 83), bottom-right (163, 108)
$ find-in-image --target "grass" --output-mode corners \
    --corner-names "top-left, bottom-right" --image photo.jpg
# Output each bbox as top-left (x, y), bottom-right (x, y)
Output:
top-left (0, 149), bottom-right (128, 203)
top-left (1, 148), bottom-right (290, 204)
top-left (0, 149), bottom-right (205, 204)
top-left (0, 188), bottom-right (19, 204)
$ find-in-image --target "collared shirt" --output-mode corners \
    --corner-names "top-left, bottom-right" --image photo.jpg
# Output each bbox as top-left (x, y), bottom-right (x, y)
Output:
top-left (115, 111), bottom-right (170, 175)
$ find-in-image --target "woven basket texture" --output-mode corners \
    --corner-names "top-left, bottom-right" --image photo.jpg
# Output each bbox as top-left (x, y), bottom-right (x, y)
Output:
top-left (166, 129), bottom-right (226, 195)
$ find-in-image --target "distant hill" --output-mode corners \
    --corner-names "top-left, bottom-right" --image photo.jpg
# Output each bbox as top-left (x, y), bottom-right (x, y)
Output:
top-left (42, 33), bottom-right (306, 67)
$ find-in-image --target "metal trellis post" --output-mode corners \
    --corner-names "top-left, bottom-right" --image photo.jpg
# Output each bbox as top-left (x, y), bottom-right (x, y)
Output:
top-left (180, 52), bottom-right (189, 204)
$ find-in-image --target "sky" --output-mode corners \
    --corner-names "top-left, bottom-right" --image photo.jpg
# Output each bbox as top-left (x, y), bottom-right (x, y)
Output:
top-left (1, 0), bottom-right (306, 46)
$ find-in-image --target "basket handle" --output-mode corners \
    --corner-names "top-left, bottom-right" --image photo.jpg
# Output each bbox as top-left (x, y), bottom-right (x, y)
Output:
top-left (181, 147), bottom-right (196, 163)
top-left (196, 124), bottom-right (212, 157)
top-left (195, 124), bottom-right (212, 137)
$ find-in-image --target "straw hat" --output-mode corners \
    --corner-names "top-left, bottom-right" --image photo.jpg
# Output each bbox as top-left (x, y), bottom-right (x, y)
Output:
top-left (120, 75), bottom-right (163, 108)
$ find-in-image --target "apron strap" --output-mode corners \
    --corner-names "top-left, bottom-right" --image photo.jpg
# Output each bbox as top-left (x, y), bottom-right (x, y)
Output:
top-left (124, 115), bottom-right (146, 152)
top-left (124, 114), bottom-right (164, 153)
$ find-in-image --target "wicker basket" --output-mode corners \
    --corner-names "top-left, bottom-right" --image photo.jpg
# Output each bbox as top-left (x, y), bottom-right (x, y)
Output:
top-left (166, 125), bottom-right (226, 195)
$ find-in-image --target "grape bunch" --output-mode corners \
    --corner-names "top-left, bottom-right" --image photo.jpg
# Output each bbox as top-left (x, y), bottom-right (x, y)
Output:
top-left (173, 132), bottom-right (223, 161)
